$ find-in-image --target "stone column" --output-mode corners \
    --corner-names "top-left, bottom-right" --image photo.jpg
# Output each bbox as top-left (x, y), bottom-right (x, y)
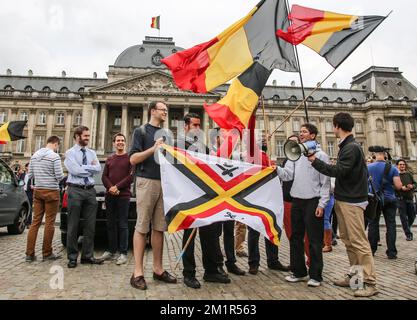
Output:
top-left (404, 119), bottom-right (415, 159)
top-left (97, 103), bottom-right (108, 155)
top-left (46, 111), bottom-right (54, 138)
top-left (90, 103), bottom-right (99, 149)
top-left (142, 105), bottom-right (148, 125)
top-left (25, 110), bottom-right (36, 157)
top-left (320, 119), bottom-right (327, 153)
top-left (121, 104), bottom-right (129, 145)
top-left (64, 111), bottom-right (73, 151)
top-left (385, 120), bottom-right (396, 154)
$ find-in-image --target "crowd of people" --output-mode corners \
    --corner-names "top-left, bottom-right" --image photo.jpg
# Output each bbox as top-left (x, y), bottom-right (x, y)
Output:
top-left (19, 101), bottom-right (417, 298)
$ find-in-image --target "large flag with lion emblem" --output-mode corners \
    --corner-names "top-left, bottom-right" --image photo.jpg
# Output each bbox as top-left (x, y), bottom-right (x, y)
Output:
top-left (159, 145), bottom-right (283, 245)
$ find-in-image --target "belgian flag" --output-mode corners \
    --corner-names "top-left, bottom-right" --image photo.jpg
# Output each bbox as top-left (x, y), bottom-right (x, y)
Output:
top-left (204, 62), bottom-right (271, 134)
top-left (151, 16), bottom-right (160, 30)
top-left (277, 5), bottom-right (386, 68)
top-left (162, 0), bottom-right (298, 94)
top-left (0, 121), bottom-right (27, 144)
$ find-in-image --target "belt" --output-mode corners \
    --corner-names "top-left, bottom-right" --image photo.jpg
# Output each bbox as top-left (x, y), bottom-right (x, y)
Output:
top-left (67, 183), bottom-right (95, 190)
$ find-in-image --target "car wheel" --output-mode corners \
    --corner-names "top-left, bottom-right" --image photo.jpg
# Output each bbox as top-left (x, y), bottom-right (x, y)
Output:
top-left (7, 206), bottom-right (28, 235)
top-left (61, 232), bottom-right (67, 247)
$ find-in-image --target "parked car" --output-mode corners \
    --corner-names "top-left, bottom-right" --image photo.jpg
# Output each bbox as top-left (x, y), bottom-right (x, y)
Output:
top-left (59, 161), bottom-right (137, 247)
top-left (0, 158), bottom-right (31, 234)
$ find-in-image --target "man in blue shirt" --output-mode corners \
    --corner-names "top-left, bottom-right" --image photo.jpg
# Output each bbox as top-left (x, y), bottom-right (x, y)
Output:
top-left (64, 126), bottom-right (103, 268)
top-left (367, 147), bottom-right (402, 259)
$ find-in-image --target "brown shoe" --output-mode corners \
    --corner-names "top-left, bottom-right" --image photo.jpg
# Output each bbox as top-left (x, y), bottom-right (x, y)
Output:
top-left (249, 266), bottom-right (258, 275)
top-left (130, 274), bottom-right (147, 290)
top-left (333, 274), bottom-right (351, 288)
top-left (236, 250), bottom-right (248, 257)
top-left (353, 284), bottom-right (379, 297)
top-left (153, 271), bottom-right (177, 283)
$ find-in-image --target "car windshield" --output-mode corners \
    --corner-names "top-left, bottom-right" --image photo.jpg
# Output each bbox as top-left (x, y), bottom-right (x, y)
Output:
top-left (93, 163), bottom-right (105, 186)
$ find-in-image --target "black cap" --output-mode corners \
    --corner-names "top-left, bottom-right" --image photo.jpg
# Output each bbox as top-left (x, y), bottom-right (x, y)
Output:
top-left (368, 145), bottom-right (391, 153)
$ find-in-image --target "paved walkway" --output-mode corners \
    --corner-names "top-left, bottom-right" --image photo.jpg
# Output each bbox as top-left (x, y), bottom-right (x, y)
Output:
top-left (0, 225), bottom-right (416, 300)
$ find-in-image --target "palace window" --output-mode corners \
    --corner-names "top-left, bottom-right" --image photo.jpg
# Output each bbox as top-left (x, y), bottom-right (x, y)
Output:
top-left (4, 85), bottom-right (13, 91)
top-left (393, 120), bottom-right (400, 132)
top-left (60, 87), bottom-right (69, 92)
top-left (38, 112), bottom-right (47, 125)
top-left (325, 120), bottom-right (333, 132)
top-left (20, 111), bottom-right (28, 121)
top-left (74, 113), bottom-right (82, 126)
top-left (0, 111), bottom-right (7, 124)
top-left (276, 140), bottom-right (285, 158)
top-left (257, 119), bottom-right (265, 131)
top-left (24, 86), bottom-right (33, 91)
top-left (376, 119), bottom-right (384, 129)
top-left (114, 115), bottom-right (122, 127)
top-left (16, 139), bottom-right (25, 153)
top-left (327, 141), bottom-right (335, 158)
top-left (56, 112), bottom-right (65, 125)
top-left (275, 118), bottom-right (284, 131)
top-left (133, 115), bottom-right (141, 127)
top-left (170, 115), bottom-right (180, 128)
top-left (42, 86), bottom-right (51, 92)
top-left (395, 141), bottom-right (402, 157)
top-left (355, 121), bottom-right (363, 133)
top-left (35, 135), bottom-right (45, 151)
top-left (410, 121), bottom-right (416, 132)
top-left (292, 119), bottom-right (300, 132)
top-left (322, 97), bottom-right (329, 102)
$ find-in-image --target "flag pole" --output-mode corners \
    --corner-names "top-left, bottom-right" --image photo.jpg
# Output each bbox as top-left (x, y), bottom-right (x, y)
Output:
top-left (285, 0), bottom-right (309, 122)
top-left (270, 67), bottom-right (337, 136)
top-left (174, 228), bottom-right (198, 271)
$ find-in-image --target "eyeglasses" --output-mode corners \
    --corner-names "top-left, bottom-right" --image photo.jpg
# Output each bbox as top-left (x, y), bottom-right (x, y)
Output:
top-left (155, 108), bottom-right (168, 113)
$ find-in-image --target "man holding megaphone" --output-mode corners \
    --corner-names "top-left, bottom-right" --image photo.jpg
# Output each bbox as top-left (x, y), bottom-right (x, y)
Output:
top-left (277, 123), bottom-right (330, 288)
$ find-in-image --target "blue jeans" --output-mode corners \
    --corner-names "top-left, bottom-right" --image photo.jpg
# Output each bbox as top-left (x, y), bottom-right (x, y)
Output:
top-left (368, 200), bottom-right (397, 257)
top-left (105, 196), bottom-right (129, 255)
top-left (324, 195), bottom-right (335, 230)
top-left (398, 199), bottom-right (416, 237)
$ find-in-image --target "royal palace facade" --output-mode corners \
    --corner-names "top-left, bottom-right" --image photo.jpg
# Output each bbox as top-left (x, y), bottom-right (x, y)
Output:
top-left (1, 36), bottom-right (417, 169)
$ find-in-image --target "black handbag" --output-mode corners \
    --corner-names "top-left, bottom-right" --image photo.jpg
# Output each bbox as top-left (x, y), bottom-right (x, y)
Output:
top-left (365, 176), bottom-right (383, 220)
top-left (364, 162), bottom-right (391, 220)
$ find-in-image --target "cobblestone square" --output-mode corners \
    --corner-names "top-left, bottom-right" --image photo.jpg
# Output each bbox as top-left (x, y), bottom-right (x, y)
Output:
top-left (0, 225), bottom-right (416, 300)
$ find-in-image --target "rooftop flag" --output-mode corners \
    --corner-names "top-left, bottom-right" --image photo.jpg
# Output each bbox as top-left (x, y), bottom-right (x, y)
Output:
top-left (162, 0), bottom-right (298, 94)
top-left (151, 16), bottom-right (160, 30)
top-left (0, 121), bottom-right (27, 144)
top-left (277, 5), bottom-right (386, 68)
top-left (159, 144), bottom-right (283, 245)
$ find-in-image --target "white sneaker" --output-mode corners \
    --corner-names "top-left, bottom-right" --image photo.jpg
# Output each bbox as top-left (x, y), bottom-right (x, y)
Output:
top-left (100, 251), bottom-right (115, 261)
top-left (307, 279), bottom-right (321, 287)
top-left (116, 254), bottom-right (127, 265)
top-left (285, 274), bottom-right (309, 283)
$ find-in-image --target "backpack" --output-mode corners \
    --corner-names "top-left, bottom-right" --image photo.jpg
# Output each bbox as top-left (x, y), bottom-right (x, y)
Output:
top-left (365, 162), bottom-right (391, 220)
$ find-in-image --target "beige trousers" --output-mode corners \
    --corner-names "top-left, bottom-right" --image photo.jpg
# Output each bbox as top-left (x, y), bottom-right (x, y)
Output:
top-left (334, 200), bottom-right (376, 285)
